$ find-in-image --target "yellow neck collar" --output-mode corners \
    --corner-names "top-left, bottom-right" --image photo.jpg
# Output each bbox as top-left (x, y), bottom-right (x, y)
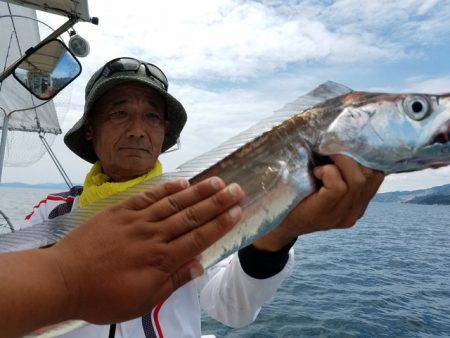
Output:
top-left (78, 161), bottom-right (162, 208)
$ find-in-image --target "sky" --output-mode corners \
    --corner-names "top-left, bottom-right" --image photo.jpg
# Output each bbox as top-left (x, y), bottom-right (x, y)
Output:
top-left (2, 0), bottom-right (450, 192)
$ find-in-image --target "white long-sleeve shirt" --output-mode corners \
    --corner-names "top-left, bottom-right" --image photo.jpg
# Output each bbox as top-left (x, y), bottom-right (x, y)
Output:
top-left (20, 188), bottom-right (294, 338)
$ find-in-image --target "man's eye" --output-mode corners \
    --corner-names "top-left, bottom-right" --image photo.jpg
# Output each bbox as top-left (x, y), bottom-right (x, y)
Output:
top-left (110, 111), bottom-right (127, 119)
top-left (145, 112), bottom-right (162, 120)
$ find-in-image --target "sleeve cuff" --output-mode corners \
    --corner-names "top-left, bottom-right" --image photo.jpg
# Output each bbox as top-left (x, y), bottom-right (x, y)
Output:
top-left (238, 238), bottom-right (297, 279)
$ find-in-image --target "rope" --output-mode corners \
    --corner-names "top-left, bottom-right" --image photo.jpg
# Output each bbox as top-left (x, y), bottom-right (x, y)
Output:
top-left (0, 31), bottom-right (14, 92)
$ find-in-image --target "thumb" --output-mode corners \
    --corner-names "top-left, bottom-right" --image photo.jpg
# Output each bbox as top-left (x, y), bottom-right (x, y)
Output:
top-left (308, 164), bottom-right (348, 210)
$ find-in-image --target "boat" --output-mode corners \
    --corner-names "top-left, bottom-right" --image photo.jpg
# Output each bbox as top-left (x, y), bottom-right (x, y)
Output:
top-left (0, 0), bottom-right (97, 232)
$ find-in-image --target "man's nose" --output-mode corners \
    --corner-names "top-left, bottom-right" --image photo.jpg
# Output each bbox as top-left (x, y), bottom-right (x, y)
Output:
top-left (125, 115), bottom-right (146, 138)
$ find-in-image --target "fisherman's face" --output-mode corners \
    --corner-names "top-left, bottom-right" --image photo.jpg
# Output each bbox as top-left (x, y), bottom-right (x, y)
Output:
top-left (86, 83), bottom-right (168, 181)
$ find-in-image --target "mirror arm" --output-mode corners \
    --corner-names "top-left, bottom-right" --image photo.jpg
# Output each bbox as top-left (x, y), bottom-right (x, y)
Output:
top-left (0, 16), bottom-right (79, 83)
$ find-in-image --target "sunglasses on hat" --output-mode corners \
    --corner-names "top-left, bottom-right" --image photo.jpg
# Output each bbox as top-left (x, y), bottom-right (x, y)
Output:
top-left (92, 57), bottom-right (169, 91)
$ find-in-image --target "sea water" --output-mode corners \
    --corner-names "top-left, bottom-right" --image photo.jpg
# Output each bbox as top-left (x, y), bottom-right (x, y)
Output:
top-left (203, 202), bottom-right (450, 337)
top-left (0, 188), bottom-right (56, 232)
top-left (1, 188), bottom-right (449, 337)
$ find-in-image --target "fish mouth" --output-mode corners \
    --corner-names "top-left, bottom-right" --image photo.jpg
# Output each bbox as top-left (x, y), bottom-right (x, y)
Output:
top-left (393, 120), bottom-right (450, 173)
top-left (429, 120), bottom-right (450, 145)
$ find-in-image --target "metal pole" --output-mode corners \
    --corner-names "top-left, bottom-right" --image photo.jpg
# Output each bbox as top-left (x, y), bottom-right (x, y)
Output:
top-left (39, 133), bottom-right (73, 189)
top-left (0, 210), bottom-right (14, 232)
top-left (7, 2), bottom-right (24, 56)
top-left (0, 31), bottom-right (14, 93)
top-left (0, 113), bottom-right (9, 183)
top-left (0, 17), bottom-right (78, 83)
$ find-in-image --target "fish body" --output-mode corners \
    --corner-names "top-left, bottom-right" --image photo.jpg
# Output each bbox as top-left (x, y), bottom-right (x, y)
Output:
top-left (194, 86), bottom-right (450, 267)
top-left (1, 81), bottom-right (449, 337)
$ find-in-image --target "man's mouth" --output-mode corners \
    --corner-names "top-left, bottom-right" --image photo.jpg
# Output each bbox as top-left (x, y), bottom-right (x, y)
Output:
top-left (119, 147), bottom-right (150, 153)
top-left (429, 120), bottom-right (450, 145)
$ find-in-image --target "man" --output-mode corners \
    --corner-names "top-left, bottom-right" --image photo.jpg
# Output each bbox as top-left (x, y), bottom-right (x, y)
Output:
top-left (22, 57), bottom-right (384, 337)
top-left (0, 177), bottom-right (245, 338)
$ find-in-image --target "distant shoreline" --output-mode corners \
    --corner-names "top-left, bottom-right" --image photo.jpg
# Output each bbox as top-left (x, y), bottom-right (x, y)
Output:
top-left (0, 182), bottom-right (79, 190)
top-left (373, 183), bottom-right (450, 206)
top-left (2, 182), bottom-right (449, 205)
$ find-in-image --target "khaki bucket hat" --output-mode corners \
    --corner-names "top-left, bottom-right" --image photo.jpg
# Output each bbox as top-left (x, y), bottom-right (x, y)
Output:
top-left (64, 58), bottom-right (187, 163)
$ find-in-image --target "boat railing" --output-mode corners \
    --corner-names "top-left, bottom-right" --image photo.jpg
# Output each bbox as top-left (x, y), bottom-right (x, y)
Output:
top-left (0, 209), bottom-right (14, 233)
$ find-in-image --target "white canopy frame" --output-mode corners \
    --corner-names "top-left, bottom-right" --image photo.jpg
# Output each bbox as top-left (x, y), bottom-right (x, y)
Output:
top-left (0, 0), bottom-right (96, 187)
top-left (4, 0), bottom-right (91, 21)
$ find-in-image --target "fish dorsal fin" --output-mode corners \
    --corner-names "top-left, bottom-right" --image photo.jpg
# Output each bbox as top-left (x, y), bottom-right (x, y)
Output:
top-left (275, 81), bottom-right (353, 114)
top-left (176, 81), bottom-right (353, 175)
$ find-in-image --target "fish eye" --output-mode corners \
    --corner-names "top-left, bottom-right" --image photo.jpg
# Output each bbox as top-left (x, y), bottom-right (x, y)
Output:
top-left (403, 95), bottom-right (430, 121)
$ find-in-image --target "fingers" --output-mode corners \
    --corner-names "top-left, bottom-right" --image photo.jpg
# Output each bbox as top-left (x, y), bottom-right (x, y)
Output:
top-left (168, 206), bottom-right (243, 264)
top-left (314, 164), bottom-right (348, 208)
top-left (329, 155), bottom-right (366, 225)
top-left (314, 156), bottom-right (384, 228)
top-left (162, 183), bottom-right (244, 240)
top-left (282, 156), bottom-right (384, 236)
top-left (143, 177), bottom-right (226, 222)
top-left (122, 179), bottom-right (190, 211)
top-left (330, 155), bottom-right (385, 226)
top-left (330, 155), bottom-right (367, 192)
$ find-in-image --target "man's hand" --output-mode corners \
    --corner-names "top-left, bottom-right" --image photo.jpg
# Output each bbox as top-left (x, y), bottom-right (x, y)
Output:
top-left (47, 177), bottom-right (244, 324)
top-left (253, 155), bottom-right (385, 251)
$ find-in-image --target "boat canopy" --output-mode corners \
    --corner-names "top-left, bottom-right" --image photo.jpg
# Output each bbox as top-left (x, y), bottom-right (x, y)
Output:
top-left (19, 40), bottom-right (66, 73)
top-left (0, 1), bottom-right (61, 134)
top-left (0, 0), bottom-right (90, 21)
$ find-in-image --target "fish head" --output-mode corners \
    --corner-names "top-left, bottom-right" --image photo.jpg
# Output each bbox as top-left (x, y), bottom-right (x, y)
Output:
top-left (316, 92), bottom-right (450, 173)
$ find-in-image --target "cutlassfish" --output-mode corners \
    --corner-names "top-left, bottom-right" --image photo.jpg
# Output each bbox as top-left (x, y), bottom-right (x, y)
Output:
top-left (1, 81), bottom-right (449, 337)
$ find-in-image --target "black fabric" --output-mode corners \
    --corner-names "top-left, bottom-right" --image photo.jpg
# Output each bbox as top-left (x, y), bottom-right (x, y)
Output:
top-left (142, 312), bottom-right (158, 338)
top-left (48, 202), bottom-right (74, 219)
top-left (51, 186), bottom-right (83, 198)
top-left (108, 324), bottom-right (116, 338)
top-left (238, 238), bottom-right (297, 279)
top-left (47, 186), bottom-right (83, 219)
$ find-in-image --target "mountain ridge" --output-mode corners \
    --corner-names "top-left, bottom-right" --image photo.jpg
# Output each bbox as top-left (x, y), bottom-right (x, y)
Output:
top-left (373, 183), bottom-right (450, 205)
top-left (2, 182), bottom-right (450, 205)
top-left (0, 182), bottom-right (78, 189)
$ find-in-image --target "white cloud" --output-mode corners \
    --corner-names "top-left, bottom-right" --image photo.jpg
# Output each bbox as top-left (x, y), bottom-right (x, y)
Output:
top-left (289, 0), bottom-right (450, 46)
top-left (381, 166), bottom-right (450, 192)
top-left (36, 0), bottom-right (450, 86)
top-left (162, 82), bottom-right (287, 168)
top-left (3, 0), bottom-right (449, 194)
top-left (418, 0), bottom-right (441, 15)
top-left (39, 0), bottom-right (423, 81)
top-left (405, 76), bottom-right (450, 93)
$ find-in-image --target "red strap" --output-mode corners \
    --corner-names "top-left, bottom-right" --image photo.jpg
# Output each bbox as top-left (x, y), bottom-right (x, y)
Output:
top-left (24, 195), bottom-right (74, 220)
top-left (153, 302), bottom-right (164, 338)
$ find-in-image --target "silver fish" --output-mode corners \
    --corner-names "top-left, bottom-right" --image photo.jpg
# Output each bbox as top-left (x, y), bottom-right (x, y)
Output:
top-left (2, 81), bottom-right (449, 337)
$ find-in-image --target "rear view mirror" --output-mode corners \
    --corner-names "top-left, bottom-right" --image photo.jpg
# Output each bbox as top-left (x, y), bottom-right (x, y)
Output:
top-left (13, 39), bottom-right (82, 100)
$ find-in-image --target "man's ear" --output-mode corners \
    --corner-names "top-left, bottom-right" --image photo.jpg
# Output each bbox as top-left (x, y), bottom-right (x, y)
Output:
top-left (85, 122), bottom-right (94, 141)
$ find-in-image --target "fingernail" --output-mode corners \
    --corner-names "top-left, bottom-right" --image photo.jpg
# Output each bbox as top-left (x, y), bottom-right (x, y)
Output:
top-left (227, 183), bottom-right (240, 198)
top-left (177, 179), bottom-right (189, 189)
top-left (210, 177), bottom-right (221, 190)
top-left (228, 206), bottom-right (241, 221)
top-left (189, 264), bottom-right (204, 279)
